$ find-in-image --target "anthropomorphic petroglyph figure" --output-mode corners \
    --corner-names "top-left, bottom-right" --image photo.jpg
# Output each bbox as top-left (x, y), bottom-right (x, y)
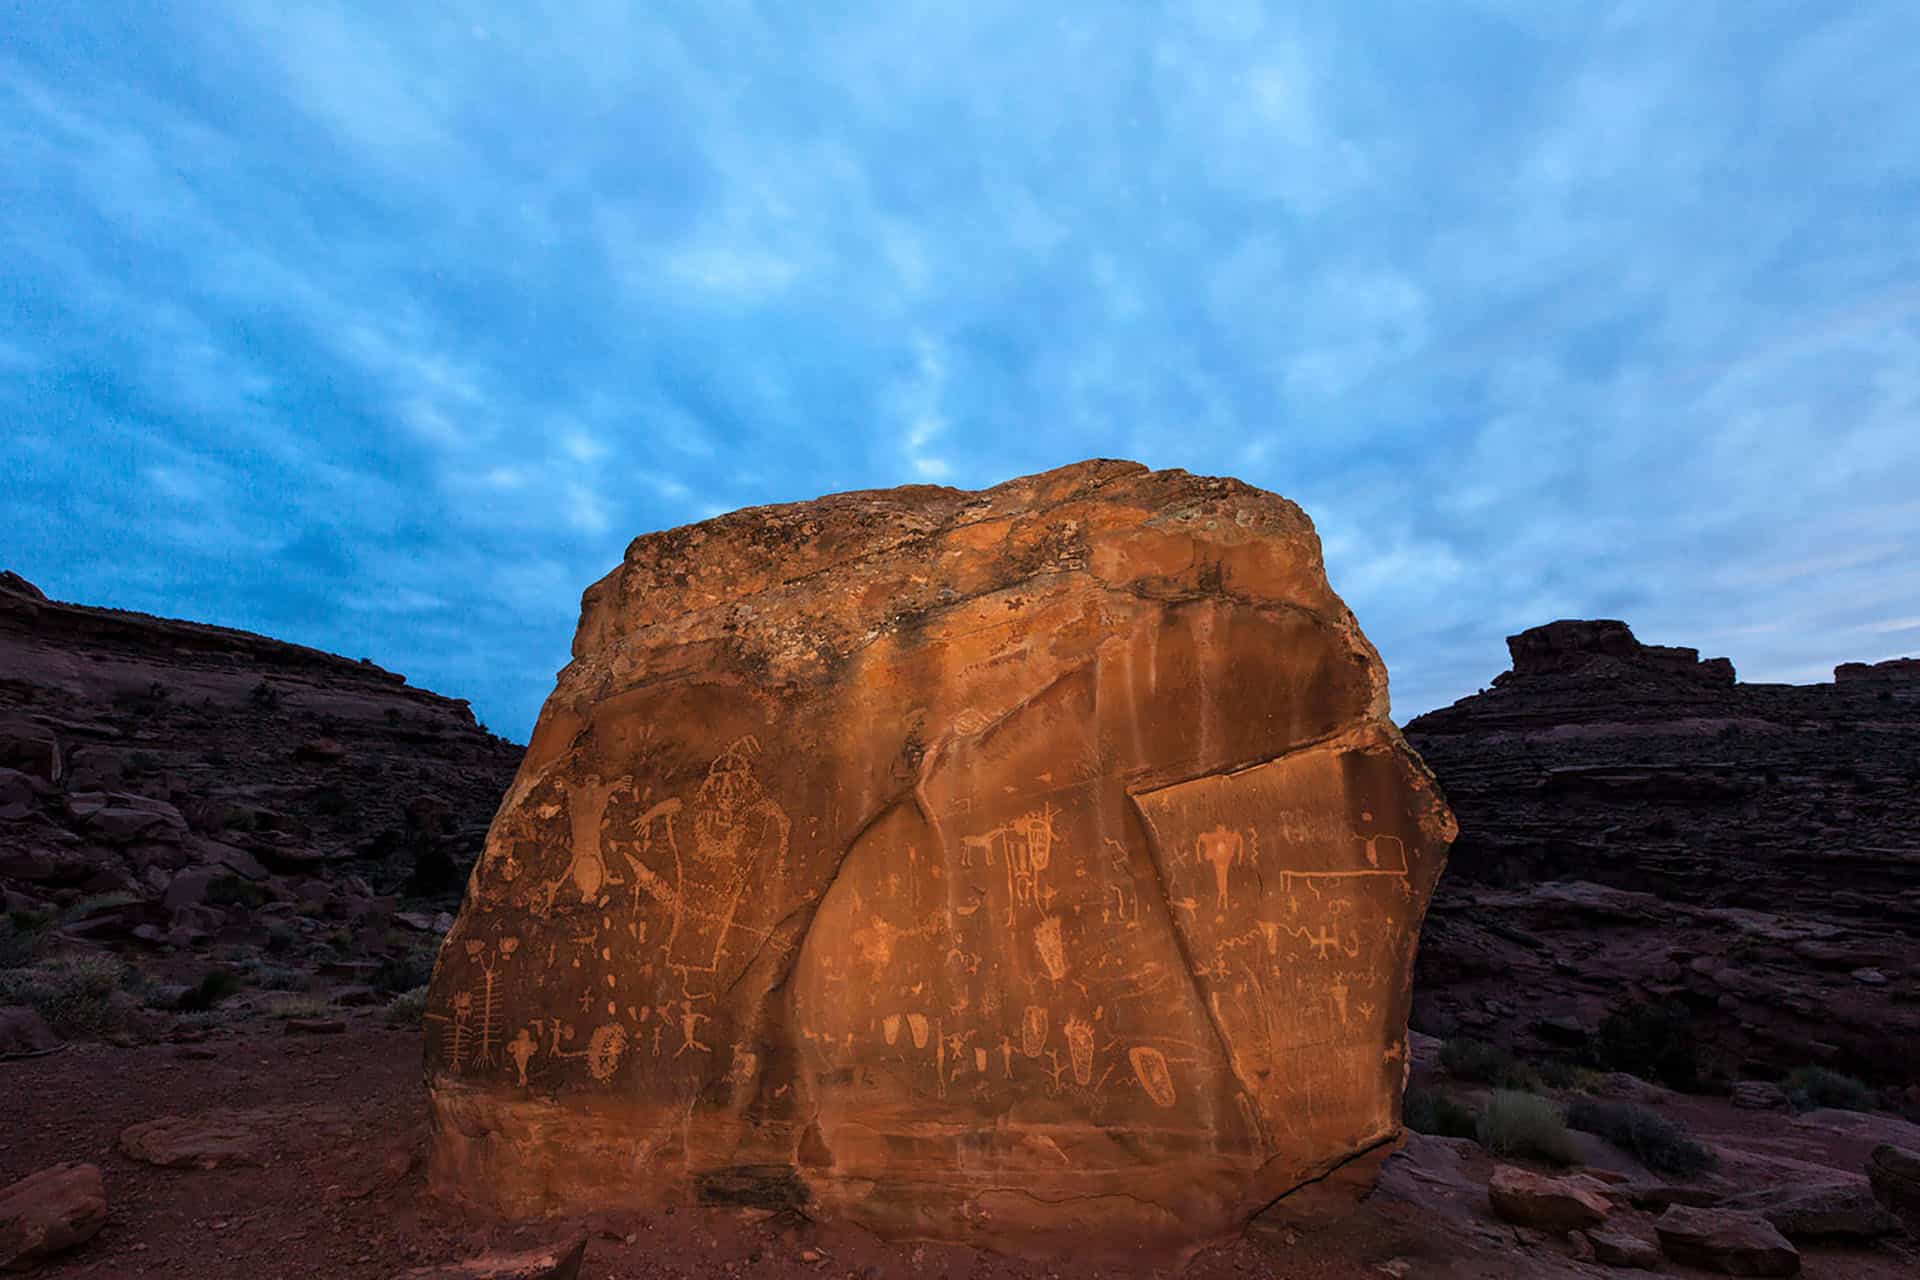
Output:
top-left (668, 737), bottom-right (792, 976)
top-left (545, 775), bottom-right (625, 911)
top-left (508, 1027), bottom-right (538, 1086)
top-left (673, 1004), bottom-right (711, 1057)
top-left (1196, 825), bottom-right (1244, 909)
top-left (587, 1022), bottom-right (629, 1080)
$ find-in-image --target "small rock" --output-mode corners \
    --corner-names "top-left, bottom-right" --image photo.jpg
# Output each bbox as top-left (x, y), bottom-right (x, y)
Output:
top-left (1867, 1143), bottom-right (1920, 1237)
top-left (1488, 1164), bottom-right (1611, 1231)
top-left (0, 1162), bottom-right (107, 1270)
top-left (329, 984), bottom-right (381, 1007)
top-left (1585, 1227), bottom-right (1661, 1270)
top-left (1730, 1081), bottom-right (1788, 1110)
top-left (1725, 1177), bottom-right (1900, 1241)
top-left (1655, 1204), bottom-right (1799, 1276)
top-left (799, 1247), bottom-right (825, 1264)
top-left (401, 1228), bottom-right (588, 1279)
top-left (284, 1017), bottom-right (347, 1035)
top-left (0, 1005), bottom-right (60, 1057)
top-left (1849, 967), bottom-right (1887, 986)
top-left (174, 1045), bottom-right (218, 1061)
top-left (119, 1111), bottom-right (267, 1169)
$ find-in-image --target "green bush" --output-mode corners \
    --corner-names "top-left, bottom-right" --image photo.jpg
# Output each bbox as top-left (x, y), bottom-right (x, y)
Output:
top-left (1593, 1000), bottom-right (1704, 1091)
top-left (386, 985), bottom-right (429, 1026)
top-left (0, 953), bottom-right (132, 1038)
top-left (1786, 1066), bottom-right (1874, 1113)
top-left (264, 921), bottom-right (299, 954)
top-left (1439, 1038), bottom-right (1543, 1091)
top-left (1403, 1085), bottom-right (1479, 1140)
top-left (374, 949), bottom-right (437, 995)
top-left (1477, 1090), bottom-right (1580, 1166)
top-left (205, 876), bottom-right (272, 910)
top-left (1565, 1098), bottom-right (1716, 1176)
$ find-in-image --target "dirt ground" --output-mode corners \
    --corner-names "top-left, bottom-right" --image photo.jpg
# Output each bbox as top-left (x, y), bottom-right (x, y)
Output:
top-left (4, 1018), bottom-right (1915, 1278)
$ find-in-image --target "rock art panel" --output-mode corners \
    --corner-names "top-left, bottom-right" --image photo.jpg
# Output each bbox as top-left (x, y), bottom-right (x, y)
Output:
top-left (423, 460), bottom-right (1454, 1261)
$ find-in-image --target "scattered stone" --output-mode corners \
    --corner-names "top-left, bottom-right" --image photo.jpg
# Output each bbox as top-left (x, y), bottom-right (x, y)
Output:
top-left (1725, 1177), bottom-right (1900, 1241)
top-left (401, 1229), bottom-right (588, 1279)
top-left (0, 1005), bottom-right (60, 1057)
top-left (1487, 1165), bottom-right (1611, 1231)
top-left (1654, 1204), bottom-right (1799, 1276)
top-left (119, 1111), bottom-right (268, 1169)
top-left (1867, 1143), bottom-right (1920, 1236)
top-left (284, 1018), bottom-right (347, 1035)
top-left (0, 1162), bottom-right (107, 1270)
top-left (1585, 1227), bottom-right (1661, 1270)
top-left (1730, 1081), bottom-right (1788, 1111)
top-left (329, 984), bottom-right (381, 1007)
top-left (174, 1044), bottom-right (218, 1060)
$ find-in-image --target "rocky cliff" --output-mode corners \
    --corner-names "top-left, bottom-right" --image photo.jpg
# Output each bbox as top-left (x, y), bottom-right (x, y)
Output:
top-left (0, 569), bottom-right (521, 1018)
top-left (1407, 619), bottom-right (1920, 1088)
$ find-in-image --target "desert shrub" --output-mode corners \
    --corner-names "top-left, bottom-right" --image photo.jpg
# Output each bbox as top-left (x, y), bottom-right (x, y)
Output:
top-left (220, 806), bottom-right (259, 832)
top-left (1477, 1090), bottom-right (1580, 1165)
top-left (0, 911), bottom-right (53, 968)
top-left (1536, 1058), bottom-right (1597, 1091)
top-left (175, 968), bottom-right (244, 1012)
top-left (59, 891), bottom-right (138, 923)
top-left (249, 680), bottom-right (281, 710)
top-left (1565, 1098), bottom-right (1716, 1176)
top-left (1440, 1038), bottom-right (1542, 1091)
top-left (264, 993), bottom-right (334, 1020)
top-left (0, 953), bottom-right (131, 1038)
top-left (205, 876), bottom-right (272, 910)
top-left (1786, 1066), bottom-right (1874, 1113)
top-left (386, 985), bottom-right (430, 1026)
top-left (1593, 1000), bottom-right (1704, 1091)
top-left (264, 921), bottom-right (299, 954)
top-left (1403, 1085), bottom-right (1479, 1140)
top-left (374, 949), bottom-right (436, 995)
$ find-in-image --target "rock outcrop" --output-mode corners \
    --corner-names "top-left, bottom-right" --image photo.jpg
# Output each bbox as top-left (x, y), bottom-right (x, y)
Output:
top-left (0, 1162), bottom-right (107, 1271)
top-left (1407, 619), bottom-right (1920, 1085)
top-left (0, 570), bottom-right (521, 1019)
top-left (425, 461), bottom-right (1455, 1259)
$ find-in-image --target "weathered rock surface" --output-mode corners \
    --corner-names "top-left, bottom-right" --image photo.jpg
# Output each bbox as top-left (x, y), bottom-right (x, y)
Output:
top-left (1723, 1177), bottom-right (1900, 1241)
top-left (1654, 1204), bottom-right (1800, 1275)
top-left (1485, 1164), bottom-right (1610, 1231)
top-left (1407, 618), bottom-right (1920, 1085)
top-left (425, 461), bottom-right (1455, 1259)
top-left (1585, 1226), bottom-right (1661, 1269)
top-left (0, 1162), bottom-right (106, 1271)
top-left (118, 1110), bottom-right (269, 1169)
top-left (401, 1230), bottom-right (588, 1280)
top-left (0, 570), bottom-right (521, 1037)
top-left (0, 1005), bottom-right (59, 1057)
top-left (1868, 1143), bottom-right (1920, 1236)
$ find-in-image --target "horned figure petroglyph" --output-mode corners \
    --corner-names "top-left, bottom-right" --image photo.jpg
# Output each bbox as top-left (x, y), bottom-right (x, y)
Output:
top-left (666, 737), bottom-right (791, 978)
top-left (546, 776), bottom-right (625, 910)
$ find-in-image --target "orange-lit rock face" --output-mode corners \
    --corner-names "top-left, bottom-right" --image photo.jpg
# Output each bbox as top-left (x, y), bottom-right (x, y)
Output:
top-left (424, 460), bottom-right (1455, 1259)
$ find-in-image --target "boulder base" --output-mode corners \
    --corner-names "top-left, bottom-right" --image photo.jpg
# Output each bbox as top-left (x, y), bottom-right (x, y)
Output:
top-left (424, 461), bottom-right (1454, 1259)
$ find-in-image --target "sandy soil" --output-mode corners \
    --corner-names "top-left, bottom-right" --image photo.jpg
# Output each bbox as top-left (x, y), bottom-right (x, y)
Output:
top-left (4, 1019), bottom-right (1914, 1278)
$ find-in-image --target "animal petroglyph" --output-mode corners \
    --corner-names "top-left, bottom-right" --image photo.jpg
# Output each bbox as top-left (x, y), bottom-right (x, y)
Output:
top-left (1129, 1045), bottom-right (1177, 1108)
top-left (546, 776), bottom-right (625, 910)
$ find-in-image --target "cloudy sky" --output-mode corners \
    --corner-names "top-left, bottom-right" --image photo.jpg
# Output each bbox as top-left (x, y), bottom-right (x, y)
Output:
top-left (4, 2), bottom-right (1917, 741)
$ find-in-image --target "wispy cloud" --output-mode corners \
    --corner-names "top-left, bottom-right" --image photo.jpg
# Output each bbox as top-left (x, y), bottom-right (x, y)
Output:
top-left (3, 2), bottom-right (1917, 738)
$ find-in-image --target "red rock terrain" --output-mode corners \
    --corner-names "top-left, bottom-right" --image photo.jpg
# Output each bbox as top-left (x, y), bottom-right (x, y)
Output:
top-left (429, 460), bottom-right (1456, 1262)
top-left (0, 567), bottom-right (521, 1041)
top-left (1407, 619), bottom-right (1920, 1090)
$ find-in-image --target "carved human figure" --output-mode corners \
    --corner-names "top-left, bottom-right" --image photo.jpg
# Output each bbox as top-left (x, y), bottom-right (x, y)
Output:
top-left (1196, 825), bottom-right (1244, 909)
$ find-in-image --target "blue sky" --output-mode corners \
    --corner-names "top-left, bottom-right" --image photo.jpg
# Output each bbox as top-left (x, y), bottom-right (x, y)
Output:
top-left (4, 2), bottom-right (1917, 742)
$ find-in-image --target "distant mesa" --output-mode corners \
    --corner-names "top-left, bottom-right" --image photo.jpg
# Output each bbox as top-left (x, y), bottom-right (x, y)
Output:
top-left (422, 460), bottom-right (1456, 1261)
top-left (1499, 618), bottom-right (1735, 687)
top-left (1834, 656), bottom-right (1920, 685)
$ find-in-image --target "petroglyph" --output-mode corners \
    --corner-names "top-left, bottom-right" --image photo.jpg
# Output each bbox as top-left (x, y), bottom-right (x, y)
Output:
top-left (586, 1022), bottom-right (629, 1081)
top-left (1129, 1046), bottom-right (1177, 1108)
top-left (1033, 915), bottom-right (1067, 980)
top-left (1064, 1016), bottom-right (1095, 1086)
top-left (1196, 825), bottom-right (1244, 909)
top-left (1021, 1005), bottom-right (1048, 1058)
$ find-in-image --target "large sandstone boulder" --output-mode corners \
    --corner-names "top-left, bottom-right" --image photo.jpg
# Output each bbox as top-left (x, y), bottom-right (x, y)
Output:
top-left (423, 461), bottom-right (1455, 1259)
